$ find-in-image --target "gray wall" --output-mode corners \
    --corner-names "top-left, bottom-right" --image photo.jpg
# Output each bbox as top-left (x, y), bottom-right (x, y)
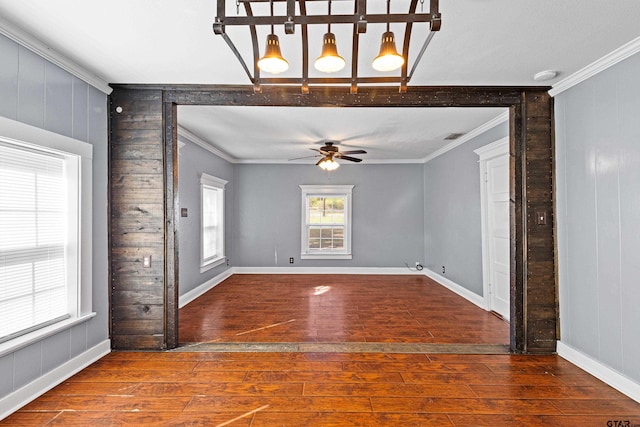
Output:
top-left (177, 137), bottom-right (233, 296)
top-left (555, 51), bottom-right (640, 382)
top-left (232, 164), bottom-right (425, 267)
top-left (423, 122), bottom-right (509, 296)
top-left (0, 34), bottom-right (108, 398)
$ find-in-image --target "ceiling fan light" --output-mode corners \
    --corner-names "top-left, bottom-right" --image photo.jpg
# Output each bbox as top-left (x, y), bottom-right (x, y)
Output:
top-left (258, 34), bottom-right (289, 74)
top-left (372, 31), bottom-right (404, 72)
top-left (314, 32), bottom-right (346, 73)
top-left (318, 156), bottom-right (340, 171)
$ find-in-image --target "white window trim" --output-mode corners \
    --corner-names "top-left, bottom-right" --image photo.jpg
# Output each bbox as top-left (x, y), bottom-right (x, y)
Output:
top-left (0, 116), bottom-right (93, 356)
top-left (299, 184), bottom-right (353, 260)
top-left (200, 173), bottom-right (227, 273)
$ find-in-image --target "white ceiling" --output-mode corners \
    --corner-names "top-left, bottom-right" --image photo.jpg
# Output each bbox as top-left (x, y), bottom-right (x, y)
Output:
top-left (179, 105), bottom-right (506, 162)
top-left (1, 1), bottom-right (639, 162)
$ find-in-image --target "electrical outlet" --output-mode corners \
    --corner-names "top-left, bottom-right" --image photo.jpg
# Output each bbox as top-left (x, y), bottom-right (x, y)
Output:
top-left (226, 258), bottom-right (230, 266)
top-left (289, 257), bottom-right (294, 264)
top-left (442, 265), bottom-right (445, 274)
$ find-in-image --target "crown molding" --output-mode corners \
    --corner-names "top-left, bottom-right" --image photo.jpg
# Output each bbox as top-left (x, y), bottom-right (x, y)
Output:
top-left (177, 126), bottom-right (237, 163)
top-left (0, 16), bottom-right (112, 95)
top-left (549, 36), bottom-right (640, 97)
top-left (422, 110), bottom-right (509, 163)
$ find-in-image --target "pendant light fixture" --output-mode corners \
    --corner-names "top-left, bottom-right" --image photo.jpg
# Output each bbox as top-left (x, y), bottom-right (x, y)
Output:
top-left (257, 0), bottom-right (289, 74)
top-left (372, 0), bottom-right (405, 72)
top-left (317, 155), bottom-right (340, 171)
top-left (314, 0), bottom-right (345, 73)
top-left (214, 0), bottom-right (442, 92)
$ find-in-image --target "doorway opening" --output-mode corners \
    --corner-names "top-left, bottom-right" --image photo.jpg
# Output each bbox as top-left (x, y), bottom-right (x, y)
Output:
top-left (174, 105), bottom-right (510, 349)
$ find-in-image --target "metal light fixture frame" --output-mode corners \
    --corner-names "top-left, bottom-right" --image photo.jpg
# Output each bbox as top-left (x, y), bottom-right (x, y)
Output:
top-left (213, 0), bottom-right (441, 93)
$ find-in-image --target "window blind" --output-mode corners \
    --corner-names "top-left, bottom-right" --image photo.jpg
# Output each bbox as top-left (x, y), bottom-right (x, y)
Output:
top-left (0, 143), bottom-right (69, 343)
top-left (202, 185), bottom-right (219, 261)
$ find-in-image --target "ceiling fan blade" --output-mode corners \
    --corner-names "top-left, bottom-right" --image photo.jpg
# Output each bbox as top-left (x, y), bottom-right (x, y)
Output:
top-left (288, 154), bottom-right (321, 161)
top-left (338, 155), bottom-right (363, 162)
top-left (310, 148), bottom-right (330, 155)
top-left (340, 150), bottom-right (367, 155)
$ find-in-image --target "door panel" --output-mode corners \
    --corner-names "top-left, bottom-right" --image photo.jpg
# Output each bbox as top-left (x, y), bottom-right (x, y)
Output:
top-left (487, 155), bottom-right (510, 319)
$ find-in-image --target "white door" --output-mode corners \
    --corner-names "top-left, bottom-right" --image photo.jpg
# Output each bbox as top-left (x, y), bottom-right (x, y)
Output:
top-left (485, 154), bottom-right (510, 319)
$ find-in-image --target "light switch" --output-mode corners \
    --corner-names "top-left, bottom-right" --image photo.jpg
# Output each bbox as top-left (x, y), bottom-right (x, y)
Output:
top-left (181, 208), bottom-right (188, 217)
top-left (143, 255), bottom-right (152, 268)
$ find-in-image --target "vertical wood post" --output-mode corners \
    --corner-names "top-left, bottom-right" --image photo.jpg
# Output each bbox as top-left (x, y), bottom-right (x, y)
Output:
top-left (511, 91), bottom-right (556, 353)
top-left (109, 88), bottom-right (169, 349)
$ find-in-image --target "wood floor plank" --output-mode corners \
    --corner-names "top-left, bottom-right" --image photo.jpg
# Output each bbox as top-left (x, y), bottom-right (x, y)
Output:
top-left (370, 396), bottom-right (562, 414)
top-left (184, 395), bottom-right (373, 412)
top-left (244, 370), bottom-right (406, 383)
top-left (251, 412), bottom-right (455, 426)
top-left (448, 414), bottom-right (640, 427)
top-left (131, 382), bottom-right (304, 397)
top-left (469, 384), bottom-right (629, 400)
top-left (303, 382), bottom-right (477, 398)
top-left (193, 360), bottom-right (345, 372)
top-left (45, 411), bottom-right (254, 426)
top-left (44, 381), bottom-right (141, 396)
top-left (549, 398), bottom-right (640, 415)
top-left (0, 412), bottom-right (59, 425)
top-left (401, 372), bottom-right (577, 386)
top-left (20, 395), bottom-right (192, 412)
top-left (67, 368), bottom-right (247, 383)
top-left (341, 361), bottom-right (494, 374)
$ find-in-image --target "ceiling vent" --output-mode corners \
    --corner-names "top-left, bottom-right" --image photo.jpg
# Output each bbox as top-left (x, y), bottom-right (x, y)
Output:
top-left (444, 133), bottom-right (465, 140)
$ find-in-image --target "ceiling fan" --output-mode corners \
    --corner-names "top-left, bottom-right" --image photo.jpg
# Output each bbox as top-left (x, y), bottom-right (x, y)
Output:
top-left (291, 142), bottom-right (367, 171)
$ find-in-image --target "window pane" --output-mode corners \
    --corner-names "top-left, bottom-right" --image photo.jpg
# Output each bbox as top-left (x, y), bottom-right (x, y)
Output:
top-left (320, 228), bottom-right (332, 238)
top-left (202, 186), bottom-right (218, 260)
top-left (308, 196), bottom-right (345, 225)
top-left (200, 175), bottom-right (226, 268)
top-left (301, 186), bottom-right (351, 258)
top-left (0, 143), bottom-right (68, 341)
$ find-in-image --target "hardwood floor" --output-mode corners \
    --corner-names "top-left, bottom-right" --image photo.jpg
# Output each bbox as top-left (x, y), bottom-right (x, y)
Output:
top-left (5, 351), bottom-right (640, 425)
top-left (4, 275), bottom-right (640, 425)
top-left (179, 274), bottom-right (510, 344)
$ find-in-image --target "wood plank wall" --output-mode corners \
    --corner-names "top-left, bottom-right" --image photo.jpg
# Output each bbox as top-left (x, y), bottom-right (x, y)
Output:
top-left (522, 92), bottom-right (556, 353)
top-left (108, 85), bottom-right (556, 353)
top-left (109, 89), bottom-right (168, 350)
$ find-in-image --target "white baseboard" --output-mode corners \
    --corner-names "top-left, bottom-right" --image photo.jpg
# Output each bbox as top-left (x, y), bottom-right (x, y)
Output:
top-left (232, 266), bottom-right (421, 275)
top-left (423, 268), bottom-right (487, 309)
top-left (179, 268), bottom-right (233, 308)
top-left (557, 341), bottom-right (640, 403)
top-left (0, 339), bottom-right (111, 421)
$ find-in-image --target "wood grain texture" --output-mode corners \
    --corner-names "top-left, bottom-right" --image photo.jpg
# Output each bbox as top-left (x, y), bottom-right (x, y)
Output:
top-left (5, 351), bottom-right (639, 425)
top-left (109, 88), bottom-right (167, 350)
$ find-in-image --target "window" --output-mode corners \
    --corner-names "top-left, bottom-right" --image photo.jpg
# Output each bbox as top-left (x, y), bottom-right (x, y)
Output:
top-left (300, 185), bottom-right (353, 259)
top-left (200, 173), bottom-right (227, 272)
top-left (0, 117), bottom-right (93, 351)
